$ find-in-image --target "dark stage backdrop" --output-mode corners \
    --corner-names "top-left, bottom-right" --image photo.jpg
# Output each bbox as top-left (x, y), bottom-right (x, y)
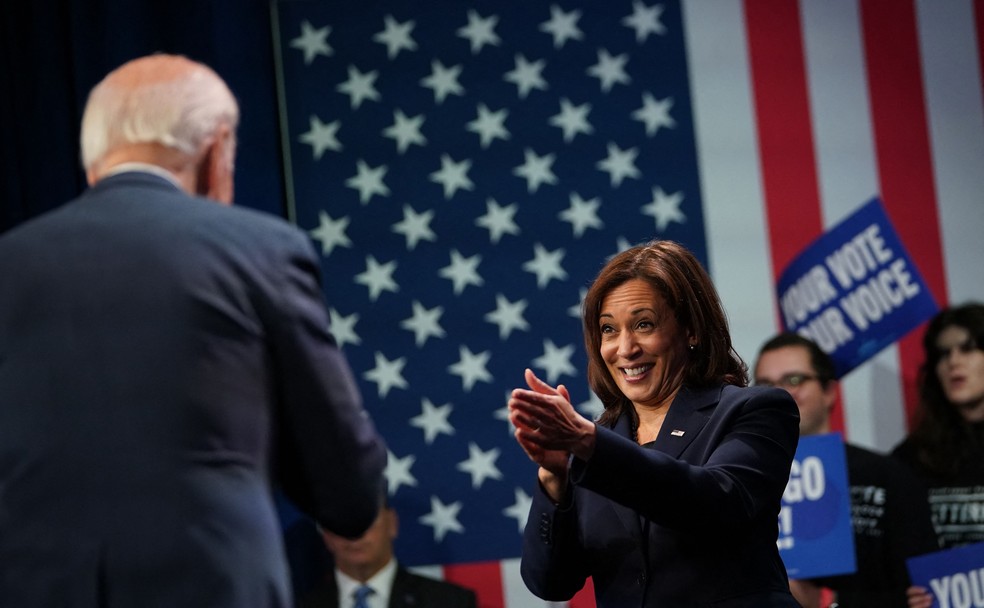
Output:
top-left (0, 0), bottom-right (285, 232)
top-left (0, 0), bottom-right (329, 597)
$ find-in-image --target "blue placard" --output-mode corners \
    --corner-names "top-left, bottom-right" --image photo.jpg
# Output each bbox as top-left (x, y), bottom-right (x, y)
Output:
top-left (776, 197), bottom-right (938, 378)
top-left (778, 433), bottom-right (855, 579)
top-left (907, 542), bottom-right (984, 608)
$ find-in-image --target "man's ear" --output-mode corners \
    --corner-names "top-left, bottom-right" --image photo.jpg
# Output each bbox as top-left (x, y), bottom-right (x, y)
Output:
top-left (822, 379), bottom-right (839, 414)
top-left (197, 125), bottom-right (235, 205)
top-left (388, 508), bottom-right (399, 540)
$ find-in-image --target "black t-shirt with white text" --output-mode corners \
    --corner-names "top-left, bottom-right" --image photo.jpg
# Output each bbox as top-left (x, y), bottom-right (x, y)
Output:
top-left (812, 444), bottom-right (939, 607)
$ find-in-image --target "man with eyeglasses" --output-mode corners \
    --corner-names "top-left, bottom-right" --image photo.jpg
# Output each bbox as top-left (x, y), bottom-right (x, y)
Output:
top-left (754, 333), bottom-right (938, 608)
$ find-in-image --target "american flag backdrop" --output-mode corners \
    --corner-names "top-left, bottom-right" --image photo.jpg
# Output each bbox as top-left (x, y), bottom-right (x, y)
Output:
top-left (272, 1), bottom-right (984, 606)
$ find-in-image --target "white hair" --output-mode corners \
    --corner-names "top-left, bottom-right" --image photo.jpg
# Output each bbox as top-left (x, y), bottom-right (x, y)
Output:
top-left (80, 55), bottom-right (239, 172)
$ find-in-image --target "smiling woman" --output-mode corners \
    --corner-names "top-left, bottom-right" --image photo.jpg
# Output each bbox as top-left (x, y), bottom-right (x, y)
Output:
top-left (507, 239), bottom-right (802, 608)
top-left (597, 279), bottom-right (689, 443)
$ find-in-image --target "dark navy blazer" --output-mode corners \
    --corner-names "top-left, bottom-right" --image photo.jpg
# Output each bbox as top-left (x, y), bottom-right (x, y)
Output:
top-left (299, 565), bottom-right (478, 608)
top-left (0, 172), bottom-right (387, 607)
top-left (522, 384), bottom-right (801, 607)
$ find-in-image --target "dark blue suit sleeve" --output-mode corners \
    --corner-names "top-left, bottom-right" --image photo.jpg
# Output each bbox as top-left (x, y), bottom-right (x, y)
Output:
top-left (266, 232), bottom-right (387, 538)
top-left (520, 480), bottom-right (592, 601)
top-left (572, 387), bottom-right (798, 531)
top-left (520, 386), bottom-right (799, 602)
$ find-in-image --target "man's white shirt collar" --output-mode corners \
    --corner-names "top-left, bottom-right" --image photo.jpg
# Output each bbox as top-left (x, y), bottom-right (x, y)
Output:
top-left (101, 163), bottom-right (182, 189)
top-left (335, 559), bottom-right (397, 608)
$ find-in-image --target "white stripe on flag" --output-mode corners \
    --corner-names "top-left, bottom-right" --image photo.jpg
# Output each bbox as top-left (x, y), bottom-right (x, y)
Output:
top-left (800, 0), bottom-right (880, 226)
top-left (408, 564), bottom-right (444, 580)
top-left (916, 0), bottom-right (984, 307)
top-left (682, 0), bottom-right (776, 365)
top-left (800, 0), bottom-right (905, 451)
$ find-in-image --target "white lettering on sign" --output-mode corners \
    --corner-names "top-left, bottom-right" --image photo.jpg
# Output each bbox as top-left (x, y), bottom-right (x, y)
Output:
top-left (778, 456), bottom-right (827, 552)
top-left (777, 506), bottom-right (794, 550)
top-left (780, 265), bottom-right (838, 328)
top-left (825, 224), bottom-right (894, 289)
top-left (783, 456), bottom-right (826, 503)
top-left (839, 259), bottom-right (921, 331)
top-left (779, 222), bottom-right (924, 350)
top-left (795, 308), bottom-right (854, 353)
top-left (928, 568), bottom-right (984, 608)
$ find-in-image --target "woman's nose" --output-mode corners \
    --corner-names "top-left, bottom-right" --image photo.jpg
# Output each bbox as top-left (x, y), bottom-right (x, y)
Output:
top-left (617, 332), bottom-right (639, 358)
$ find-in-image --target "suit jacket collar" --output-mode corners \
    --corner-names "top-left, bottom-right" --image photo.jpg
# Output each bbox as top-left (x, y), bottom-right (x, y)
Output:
top-left (86, 169), bottom-right (184, 198)
top-left (101, 163), bottom-right (183, 188)
top-left (389, 568), bottom-right (418, 608)
top-left (612, 384), bottom-right (720, 458)
top-left (653, 384), bottom-right (719, 458)
top-left (604, 384), bottom-right (721, 540)
top-left (389, 566), bottom-right (448, 608)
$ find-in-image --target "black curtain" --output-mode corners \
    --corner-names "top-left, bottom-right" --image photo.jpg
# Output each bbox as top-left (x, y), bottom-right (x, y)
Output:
top-left (0, 0), bottom-right (330, 596)
top-left (0, 0), bottom-right (287, 232)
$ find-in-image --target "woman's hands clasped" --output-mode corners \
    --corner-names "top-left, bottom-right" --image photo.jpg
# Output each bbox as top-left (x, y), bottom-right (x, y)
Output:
top-left (509, 369), bottom-right (596, 502)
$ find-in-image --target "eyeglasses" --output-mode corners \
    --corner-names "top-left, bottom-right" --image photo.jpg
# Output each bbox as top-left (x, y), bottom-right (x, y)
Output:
top-left (755, 373), bottom-right (819, 390)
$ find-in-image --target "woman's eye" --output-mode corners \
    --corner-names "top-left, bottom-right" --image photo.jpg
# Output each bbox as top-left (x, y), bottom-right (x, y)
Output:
top-left (600, 324), bottom-right (613, 334)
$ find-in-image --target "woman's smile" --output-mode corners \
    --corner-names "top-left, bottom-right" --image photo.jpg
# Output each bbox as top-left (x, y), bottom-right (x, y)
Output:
top-left (599, 278), bottom-right (689, 409)
top-left (621, 364), bottom-right (654, 381)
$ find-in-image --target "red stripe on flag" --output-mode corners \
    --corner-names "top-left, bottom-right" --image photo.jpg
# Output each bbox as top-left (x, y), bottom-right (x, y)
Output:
top-left (859, 0), bottom-right (949, 427)
top-left (742, 0), bottom-right (824, 274)
top-left (743, 0), bottom-right (845, 433)
top-left (569, 577), bottom-right (597, 608)
top-left (975, 0), bottom-right (984, 109)
top-left (444, 561), bottom-right (504, 608)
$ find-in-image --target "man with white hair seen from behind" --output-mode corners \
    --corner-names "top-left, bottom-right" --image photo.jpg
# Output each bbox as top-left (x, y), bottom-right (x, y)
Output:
top-left (0, 54), bottom-right (387, 607)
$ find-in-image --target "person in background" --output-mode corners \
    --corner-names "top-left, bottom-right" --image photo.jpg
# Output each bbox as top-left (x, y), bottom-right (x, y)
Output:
top-left (299, 500), bottom-right (477, 608)
top-left (0, 54), bottom-right (387, 607)
top-left (508, 240), bottom-right (802, 607)
top-left (754, 333), bottom-right (938, 608)
top-left (892, 303), bottom-right (984, 608)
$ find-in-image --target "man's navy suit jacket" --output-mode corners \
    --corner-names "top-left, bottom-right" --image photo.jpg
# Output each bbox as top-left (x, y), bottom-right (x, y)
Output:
top-left (522, 384), bottom-right (801, 608)
top-left (298, 565), bottom-right (478, 608)
top-left (0, 172), bottom-right (387, 607)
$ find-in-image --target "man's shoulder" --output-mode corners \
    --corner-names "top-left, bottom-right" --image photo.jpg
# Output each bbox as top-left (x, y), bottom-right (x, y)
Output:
top-left (214, 202), bottom-right (304, 241)
top-left (15, 172), bottom-right (302, 245)
top-left (296, 579), bottom-right (338, 608)
top-left (159, 192), bottom-right (312, 257)
top-left (97, 171), bottom-right (297, 229)
top-left (394, 568), bottom-right (477, 607)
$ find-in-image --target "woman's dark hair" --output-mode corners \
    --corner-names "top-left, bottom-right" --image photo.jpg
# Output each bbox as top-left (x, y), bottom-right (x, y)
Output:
top-left (582, 240), bottom-right (747, 428)
top-left (908, 302), bottom-right (984, 477)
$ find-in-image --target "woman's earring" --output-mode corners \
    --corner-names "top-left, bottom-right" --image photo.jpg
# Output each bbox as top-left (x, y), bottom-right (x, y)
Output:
top-left (689, 343), bottom-right (697, 352)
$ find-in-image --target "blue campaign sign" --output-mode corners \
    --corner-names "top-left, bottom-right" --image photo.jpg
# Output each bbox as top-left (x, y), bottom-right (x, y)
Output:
top-left (778, 433), bottom-right (855, 579)
top-left (907, 542), bottom-right (984, 608)
top-left (776, 197), bottom-right (938, 378)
